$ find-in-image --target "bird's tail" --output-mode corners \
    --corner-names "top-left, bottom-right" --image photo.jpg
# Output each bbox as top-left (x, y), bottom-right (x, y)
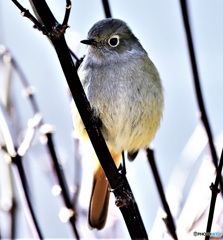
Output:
top-left (88, 151), bottom-right (121, 230)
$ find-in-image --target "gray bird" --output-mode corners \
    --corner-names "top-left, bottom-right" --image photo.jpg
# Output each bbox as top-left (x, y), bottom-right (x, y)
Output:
top-left (72, 18), bottom-right (164, 230)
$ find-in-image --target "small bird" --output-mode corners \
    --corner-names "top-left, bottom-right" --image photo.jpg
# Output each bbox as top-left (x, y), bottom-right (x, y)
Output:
top-left (72, 18), bottom-right (164, 230)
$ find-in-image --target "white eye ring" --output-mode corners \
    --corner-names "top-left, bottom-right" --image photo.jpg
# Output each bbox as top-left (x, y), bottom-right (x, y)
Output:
top-left (108, 35), bottom-right (120, 47)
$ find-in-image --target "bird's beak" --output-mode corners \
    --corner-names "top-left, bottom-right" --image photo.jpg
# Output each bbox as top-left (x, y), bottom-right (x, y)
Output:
top-left (80, 39), bottom-right (97, 46)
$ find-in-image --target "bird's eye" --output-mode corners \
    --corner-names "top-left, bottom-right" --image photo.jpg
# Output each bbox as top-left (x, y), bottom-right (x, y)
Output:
top-left (108, 35), bottom-right (120, 47)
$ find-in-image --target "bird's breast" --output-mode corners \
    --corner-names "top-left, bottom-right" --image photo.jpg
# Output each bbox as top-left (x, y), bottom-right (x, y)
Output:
top-left (78, 56), bottom-right (163, 153)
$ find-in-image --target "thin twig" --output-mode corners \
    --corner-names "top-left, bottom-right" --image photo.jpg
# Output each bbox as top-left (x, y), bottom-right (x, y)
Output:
top-left (62, 0), bottom-right (72, 27)
top-left (0, 46), bottom-right (17, 239)
top-left (41, 128), bottom-right (80, 239)
top-left (0, 102), bottom-right (43, 239)
top-left (1, 45), bottom-right (79, 237)
top-left (11, 57), bottom-right (40, 113)
top-left (10, 48), bottom-right (80, 238)
top-left (101, 0), bottom-right (112, 18)
top-left (69, 48), bottom-right (84, 70)
top-left (0, 149), bottom-right (17, 239)
top-left (179, 0), bottom-right (223, 195)
top-left (0, 45), bottom-right (13, 110)
top-left (12, 154), bottom-right (43, 239)
top-left (69, 48), bottom-right (79, 62)
top-left (147, 149), bottom-right (178, 240)
top-left (205, 149), bottom-right (223, 240)
top-left (11, 0), bottom-right (45, 33)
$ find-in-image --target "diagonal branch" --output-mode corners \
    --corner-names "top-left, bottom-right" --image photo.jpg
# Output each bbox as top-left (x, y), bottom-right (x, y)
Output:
top-left (0, 102), bottom-right (43, 239)
top-left (49, 18), bottom-right (148, 240)
top-left (11, 57), bottom-right (40, 113)
top-left (11, 154), bottom-right (43, 239)
top-left (40, 126), bottom-right (80, 239)
top-left (9, 47), bottom-right (80, 239)
top-left (11, 0), bottom-right (148, 238)
top-left (1, 45), bottom-right (80, 238)
top-left (11, 0), bottom-right (45, 33)
top-left (147, 149), bottom-right (178, 240)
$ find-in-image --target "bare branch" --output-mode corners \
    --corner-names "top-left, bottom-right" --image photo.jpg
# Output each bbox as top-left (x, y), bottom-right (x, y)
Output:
top-left (179, 0), bottom-right (223, 194)
top-left (9, 46), bottom-right (80, 238)
top-left (62, 0), bottom-right (72, 27)
top-left (11, 0), bottom-right (46, 34)
top-left (205, 149), bottom-right (223, 240)
top-left (101, 0), bottom-right (112, 18)
top-left (40, 125), bottom-right (80, 239)
top-left (147, 149), bottom-right (178, 240)
top-left (0, 102), bottom-right (43, 239)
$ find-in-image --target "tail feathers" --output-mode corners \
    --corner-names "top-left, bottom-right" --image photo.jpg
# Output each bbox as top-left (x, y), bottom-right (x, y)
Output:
top-left (88, 151), bottom-right (121, 230)
top-left (88, 165), bottom-right (110, 229)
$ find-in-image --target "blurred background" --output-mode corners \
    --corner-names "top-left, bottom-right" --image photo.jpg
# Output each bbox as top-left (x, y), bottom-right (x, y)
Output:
top-left (0, 0), bottom-right (223, 239)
